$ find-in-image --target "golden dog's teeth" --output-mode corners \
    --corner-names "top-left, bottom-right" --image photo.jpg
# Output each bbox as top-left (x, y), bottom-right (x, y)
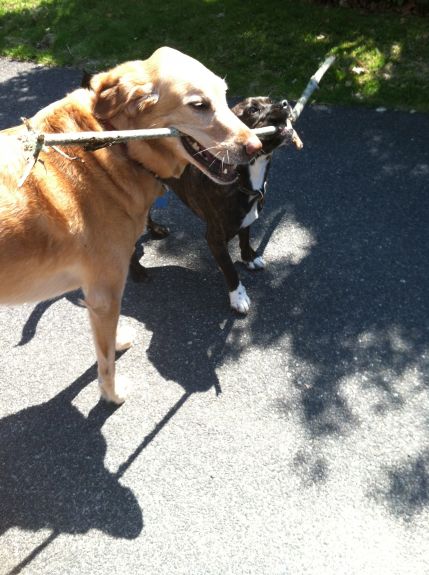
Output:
top-left (192, 141), bottom-right (200, 151)
top-left (223, 169), bottom-right (228, 174)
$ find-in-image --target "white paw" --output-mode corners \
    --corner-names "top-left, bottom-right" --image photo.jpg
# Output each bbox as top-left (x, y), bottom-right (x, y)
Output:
top-left (245, 256), bottom-right (265, 270)
top-left (115, 323), bottom-right (136, 351)
top-left (99, 374), bottom-right (131, 405)
top-left (229, 282), bottom-right (251, 314)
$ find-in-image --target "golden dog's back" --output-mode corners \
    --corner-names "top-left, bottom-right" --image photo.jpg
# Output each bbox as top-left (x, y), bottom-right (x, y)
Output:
top-left (0, 131), bottom-right (27, 194)
top-left (0, 107), bottom-right (87, 303)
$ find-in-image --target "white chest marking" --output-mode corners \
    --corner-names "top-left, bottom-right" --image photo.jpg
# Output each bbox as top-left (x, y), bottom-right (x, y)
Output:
top-left (240, 154), bottom-right (270, 229)
top-left (248, 154), bottom-right (270, 191)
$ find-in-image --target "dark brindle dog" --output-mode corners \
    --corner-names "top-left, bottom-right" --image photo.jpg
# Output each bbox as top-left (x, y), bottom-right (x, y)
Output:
top-left (130, 96), bottom-right (303, 313)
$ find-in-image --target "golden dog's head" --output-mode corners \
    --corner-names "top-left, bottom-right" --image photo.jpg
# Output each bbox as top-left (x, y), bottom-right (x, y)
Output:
top-left (89, 47), bottom-right (262, 184)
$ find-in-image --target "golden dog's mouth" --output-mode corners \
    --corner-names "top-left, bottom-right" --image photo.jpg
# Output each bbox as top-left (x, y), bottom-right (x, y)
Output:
top-left (181, 135), bottom-right (237, 184)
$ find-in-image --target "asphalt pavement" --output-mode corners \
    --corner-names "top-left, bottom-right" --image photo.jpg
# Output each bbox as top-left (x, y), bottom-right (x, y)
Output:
top-left (0, 57), bottom-right (428, 575)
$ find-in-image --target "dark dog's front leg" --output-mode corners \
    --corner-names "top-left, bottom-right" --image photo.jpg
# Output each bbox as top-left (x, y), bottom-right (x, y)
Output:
top-left (147, 212), bottom-right (170, 239)
top-left (206, 227), bottom-right (251, 314)
top-left (129, 210), bottom-right (170, 283)
top-left (238, 227), bottom-right (265, 270)
top-left (129, 246), bottom-right (149, 283)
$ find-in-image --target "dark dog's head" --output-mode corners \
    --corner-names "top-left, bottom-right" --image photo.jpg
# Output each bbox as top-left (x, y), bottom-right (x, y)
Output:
top-left (232, 97), bottom-right (302, 153)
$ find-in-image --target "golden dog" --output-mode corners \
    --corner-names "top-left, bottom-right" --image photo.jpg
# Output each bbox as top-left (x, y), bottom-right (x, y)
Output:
top-left (0, 46), bottom-right (261, 404)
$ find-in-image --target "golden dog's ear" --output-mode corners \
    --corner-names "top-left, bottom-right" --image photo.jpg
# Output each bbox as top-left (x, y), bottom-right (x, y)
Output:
top-left (93, 77), bottom-right (159, 119)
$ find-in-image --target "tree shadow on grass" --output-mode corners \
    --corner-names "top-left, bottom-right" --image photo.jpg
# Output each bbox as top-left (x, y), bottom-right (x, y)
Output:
top-left (2, 0), bottom-right (428, 114)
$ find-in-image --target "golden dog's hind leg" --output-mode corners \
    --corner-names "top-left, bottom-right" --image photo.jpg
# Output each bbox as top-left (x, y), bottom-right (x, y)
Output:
top-left (83, 279), bottom-right (132, 404)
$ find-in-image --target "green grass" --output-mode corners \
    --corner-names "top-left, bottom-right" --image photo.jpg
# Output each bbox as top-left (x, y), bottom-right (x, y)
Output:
top-left (1, 0), bottom-right (428, 111)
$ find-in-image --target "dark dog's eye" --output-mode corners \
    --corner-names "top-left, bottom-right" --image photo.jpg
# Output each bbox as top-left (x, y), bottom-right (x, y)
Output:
top-left (248, 105), bottom-right (260, 115)
top-left (188, 100), bottom-right (210, 111)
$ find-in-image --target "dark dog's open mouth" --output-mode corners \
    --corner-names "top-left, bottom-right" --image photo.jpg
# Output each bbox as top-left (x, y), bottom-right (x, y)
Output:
top-left (181, 135), bottom-right (237, 184)
top-left (260, 122), bottom-right (303, 152)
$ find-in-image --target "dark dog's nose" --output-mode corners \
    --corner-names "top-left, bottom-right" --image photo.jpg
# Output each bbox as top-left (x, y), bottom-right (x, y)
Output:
top-left (267, 100), bottom-right (292, 123)
top-left (281, 99), bottom-right (293, 117)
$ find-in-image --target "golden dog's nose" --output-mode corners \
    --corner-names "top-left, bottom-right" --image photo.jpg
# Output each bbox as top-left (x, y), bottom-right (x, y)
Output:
top-left (245, 135), bottom-right (262, 157)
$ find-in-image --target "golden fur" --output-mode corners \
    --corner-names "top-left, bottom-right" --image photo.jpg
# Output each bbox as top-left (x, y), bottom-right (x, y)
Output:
top-left (0, 46), bottom-right (261, 403)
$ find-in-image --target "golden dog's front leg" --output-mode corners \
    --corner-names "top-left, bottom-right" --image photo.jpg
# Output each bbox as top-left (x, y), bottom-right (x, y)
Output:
top-left (83, 280), bottom-right (131, 404)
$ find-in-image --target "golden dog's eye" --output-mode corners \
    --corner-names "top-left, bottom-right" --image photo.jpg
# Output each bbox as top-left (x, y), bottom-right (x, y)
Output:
top-left (189, 100), bottom-right (210, 111)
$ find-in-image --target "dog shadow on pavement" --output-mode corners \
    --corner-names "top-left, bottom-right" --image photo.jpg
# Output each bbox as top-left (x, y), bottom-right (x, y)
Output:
top-left (0, 362), bottom-right (143, 574)
top-left (122, 264), bottom-right (247, 395)
top-left (5, 260), bottom-right (248, 551)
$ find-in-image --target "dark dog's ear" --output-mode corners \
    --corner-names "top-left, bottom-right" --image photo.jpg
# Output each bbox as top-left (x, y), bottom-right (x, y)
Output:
top-left (92, 73), bottom-right (159, 120)
top-left (81, 70), bottom-right (93, 89)
top-left (231, 98), bottom-right (251, 119)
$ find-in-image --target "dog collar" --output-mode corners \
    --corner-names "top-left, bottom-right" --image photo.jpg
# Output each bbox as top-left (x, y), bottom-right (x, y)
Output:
top-left (239, 181), bottom-right (267, 200)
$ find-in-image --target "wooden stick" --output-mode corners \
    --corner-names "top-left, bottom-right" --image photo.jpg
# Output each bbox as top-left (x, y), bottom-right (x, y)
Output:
top-left (38, 126), bottom-right (278, 149)
top-left (43, 127), bottom-right (182, 149)
top-left (13, 55), bottom-right (335, 178)
top-left (292, 55), bottom-right (336, 122)
top-left (17, 119), bottom-right (45, 187)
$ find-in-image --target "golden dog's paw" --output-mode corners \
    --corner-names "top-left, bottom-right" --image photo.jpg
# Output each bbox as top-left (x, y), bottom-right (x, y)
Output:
top-left (99, 375), bottom-right (131, 405)
top-left (115, 324), bottom-right (136, 351)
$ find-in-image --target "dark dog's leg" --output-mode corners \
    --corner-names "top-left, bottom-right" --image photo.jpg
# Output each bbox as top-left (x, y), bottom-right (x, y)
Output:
top-left (239, 227), bottom-right (265, 270)
top-left (129, 210), bottom-right (169, 282)
top-left (128, 210), bottom-right (170, 283)
top-left (129, 245), bottom-right (149, 282)
top-left (206, 227), bottom-right (251, 314)
top-left (147, 211), bottom-right (170, 239)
